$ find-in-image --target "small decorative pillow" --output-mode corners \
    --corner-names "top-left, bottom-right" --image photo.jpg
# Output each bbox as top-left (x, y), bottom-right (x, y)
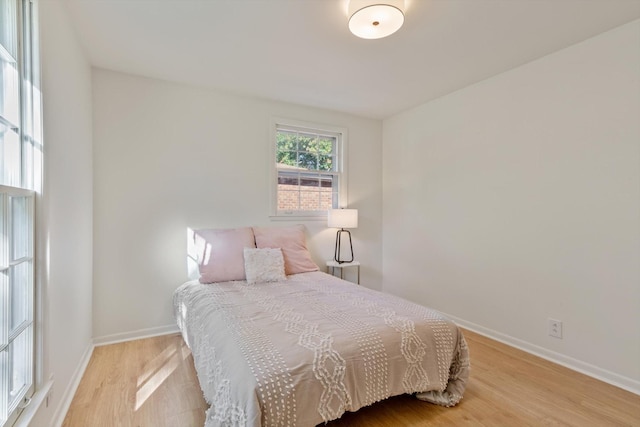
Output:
top-left (253, 225), bottom-right (319, 275)
top-left (243, 247), bottom-right (286, 284)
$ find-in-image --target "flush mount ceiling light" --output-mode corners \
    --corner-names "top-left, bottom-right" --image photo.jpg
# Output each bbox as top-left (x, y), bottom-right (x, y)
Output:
top-left (348, 0), bottom-right (405, 39)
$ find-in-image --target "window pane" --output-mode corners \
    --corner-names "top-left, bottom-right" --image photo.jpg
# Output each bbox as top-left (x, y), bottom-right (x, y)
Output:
top-left (319, 190), bottom-right (333, 211)
top-left (296, 133), bottom-right (316, 152)
top-left (276, 151), bottom-right (296, 167)
top-left (10, 195), bottom-right (29, 260)
top-left (317, 137), bottom-right (335, 155)
top-left (7, 326), bottom-right (31, 411)
top-left (297, 152), bottom-right (318, 170)
top-left (277, 190), bottom-right (299, 211)
top-left (0, 0), bottom-right (18, 59)
top-left (276, 130), bottom-right (297, 152)
top-left (0, 56), bottom-right (20, 128)
top-left (318, 154), bottom-right (334, 171)
top-left (299, 189), bottom-right (320, 211)
top-left (9, 261), bottom-right (30, 333)
top-left (0, 122), bottom-right (20, 186)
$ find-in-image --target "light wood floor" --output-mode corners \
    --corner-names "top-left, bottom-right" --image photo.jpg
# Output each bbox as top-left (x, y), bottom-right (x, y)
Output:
top-left (62, 330), bottom-right (640, 427)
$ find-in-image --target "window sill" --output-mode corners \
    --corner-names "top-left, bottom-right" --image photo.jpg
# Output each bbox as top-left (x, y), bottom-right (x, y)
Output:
top-left (12, 380), bottom-right (52, 427)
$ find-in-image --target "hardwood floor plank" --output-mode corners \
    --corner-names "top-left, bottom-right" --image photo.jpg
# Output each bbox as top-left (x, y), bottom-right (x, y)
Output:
top-left (62, 329), bottom-right (640, 426)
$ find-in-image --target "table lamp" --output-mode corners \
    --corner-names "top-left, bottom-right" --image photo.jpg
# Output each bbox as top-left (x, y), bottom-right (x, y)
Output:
top-left (328, 209), bottom-right (358, 263)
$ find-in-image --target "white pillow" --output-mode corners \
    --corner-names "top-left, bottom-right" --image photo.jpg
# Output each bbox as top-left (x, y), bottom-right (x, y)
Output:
top-left (243, 247), bottom-right (286, 284)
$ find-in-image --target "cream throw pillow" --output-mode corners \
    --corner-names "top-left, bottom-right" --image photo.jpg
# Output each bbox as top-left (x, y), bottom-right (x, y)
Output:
top-left (243, 247), bottom-right (286, 284)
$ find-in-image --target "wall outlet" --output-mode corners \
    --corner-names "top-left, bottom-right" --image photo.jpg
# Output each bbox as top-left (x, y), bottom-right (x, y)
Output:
top-left (548, 318), bottom-right (563, 339)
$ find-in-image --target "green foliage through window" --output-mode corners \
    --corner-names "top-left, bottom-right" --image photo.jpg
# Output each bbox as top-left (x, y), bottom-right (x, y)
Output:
top-left (276, 130), bottom-right (336, 172)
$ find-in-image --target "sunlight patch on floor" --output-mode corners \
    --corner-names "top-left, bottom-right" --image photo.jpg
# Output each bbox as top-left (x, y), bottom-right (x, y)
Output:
top-left (135, 340), bottom-right (190, 411)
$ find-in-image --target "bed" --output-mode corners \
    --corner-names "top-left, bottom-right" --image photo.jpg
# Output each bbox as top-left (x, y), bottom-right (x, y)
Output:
top-left (174, 225), bottom-right (470, 427)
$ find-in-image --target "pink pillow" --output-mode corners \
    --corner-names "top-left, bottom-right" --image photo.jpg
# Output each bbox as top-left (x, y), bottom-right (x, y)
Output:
top-left (253, 225), bottom-right (319, 275)
top-left (193, 227), bottom-right (256, 283)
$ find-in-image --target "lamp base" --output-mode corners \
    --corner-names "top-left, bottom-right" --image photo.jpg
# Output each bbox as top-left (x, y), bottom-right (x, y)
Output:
top-left (334, 228), bottom-right (354, 264)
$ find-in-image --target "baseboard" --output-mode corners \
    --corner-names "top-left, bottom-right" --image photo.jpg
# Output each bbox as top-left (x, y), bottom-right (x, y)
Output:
top-left (444, 312), bottom-right (640, 396)
top-left (51, 342), bottom-right (94, 427)
top-left (93, 324), bottom-right (180, 347)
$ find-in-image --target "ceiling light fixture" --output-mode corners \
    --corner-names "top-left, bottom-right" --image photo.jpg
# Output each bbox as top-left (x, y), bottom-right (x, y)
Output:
top-left (348, 0), bottom-right (405, 40)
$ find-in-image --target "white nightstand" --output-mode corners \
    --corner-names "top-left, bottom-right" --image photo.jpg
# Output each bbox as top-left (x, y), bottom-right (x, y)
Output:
top-left (326, 261), bottom-right (360, 285)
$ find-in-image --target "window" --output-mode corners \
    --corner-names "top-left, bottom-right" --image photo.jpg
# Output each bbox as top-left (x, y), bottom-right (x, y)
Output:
top-left (0, 187), bottom-right (34, 427)
top-left (272, 119), bottom-right (347, 217)
top-left (1, 0), bottom-right (40, 425)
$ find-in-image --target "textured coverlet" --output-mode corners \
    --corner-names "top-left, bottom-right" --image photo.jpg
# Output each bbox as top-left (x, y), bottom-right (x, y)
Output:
top-left (173, 272), bottom-right (469, 427)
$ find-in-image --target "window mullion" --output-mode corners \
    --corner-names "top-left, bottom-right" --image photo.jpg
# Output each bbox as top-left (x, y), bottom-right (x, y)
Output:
top-left (0, 117), bottom-right (18, 133)
top-left (295, 172), bottom-right (300, 211)
top-left (6, 321), bottom-right (28, 343)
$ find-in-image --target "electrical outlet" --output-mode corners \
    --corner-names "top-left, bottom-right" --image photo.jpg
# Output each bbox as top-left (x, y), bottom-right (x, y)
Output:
top-left (548, 318), bottom-right (563, 339)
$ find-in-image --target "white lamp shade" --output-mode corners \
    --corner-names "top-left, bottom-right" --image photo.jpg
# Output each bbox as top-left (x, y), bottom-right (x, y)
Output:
top-left (348, 0), bottom-right (405, 39)
top-left (328, 209), bottom-right (358, 229)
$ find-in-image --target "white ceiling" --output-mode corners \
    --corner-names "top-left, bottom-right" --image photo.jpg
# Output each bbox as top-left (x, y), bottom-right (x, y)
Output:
top-left (63, 0), bottom-right (640, 119)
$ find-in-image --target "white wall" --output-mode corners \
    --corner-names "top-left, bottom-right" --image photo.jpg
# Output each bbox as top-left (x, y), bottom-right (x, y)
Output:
top-left (382, 20), bottom-right (640, 391)
top-left (91, 69), bottom-right (382, 340)
top-left (31, 1), bottom-right (94, 425)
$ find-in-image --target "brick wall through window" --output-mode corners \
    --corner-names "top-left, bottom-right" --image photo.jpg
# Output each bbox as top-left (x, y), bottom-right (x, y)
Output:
top-left (277, 184), bottom-right (333, 211)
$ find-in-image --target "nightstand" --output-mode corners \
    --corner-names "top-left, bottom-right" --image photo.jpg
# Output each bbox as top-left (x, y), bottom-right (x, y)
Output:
top-left (326, 261), bottom-right (360, 285)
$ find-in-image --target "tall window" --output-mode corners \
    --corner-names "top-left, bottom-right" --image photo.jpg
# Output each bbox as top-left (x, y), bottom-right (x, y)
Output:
top-left (272, 120), bottom-right (347, 217)
top-left (0, 187), bottom-right (34, 427)
top-left (1, 0), bottom-right (40, 425)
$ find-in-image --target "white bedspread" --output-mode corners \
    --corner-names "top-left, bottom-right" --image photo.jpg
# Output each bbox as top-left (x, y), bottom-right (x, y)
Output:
top-left (173, 271), bottom-right (469, 427)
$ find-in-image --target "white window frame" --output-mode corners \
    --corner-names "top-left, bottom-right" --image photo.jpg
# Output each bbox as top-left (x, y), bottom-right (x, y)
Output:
top-left (0, 0), bottom-right (42, 425)
top-left (0, 186), bottom-right (35, 427)
top-left (269, 117), bottom-right (348, 219)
